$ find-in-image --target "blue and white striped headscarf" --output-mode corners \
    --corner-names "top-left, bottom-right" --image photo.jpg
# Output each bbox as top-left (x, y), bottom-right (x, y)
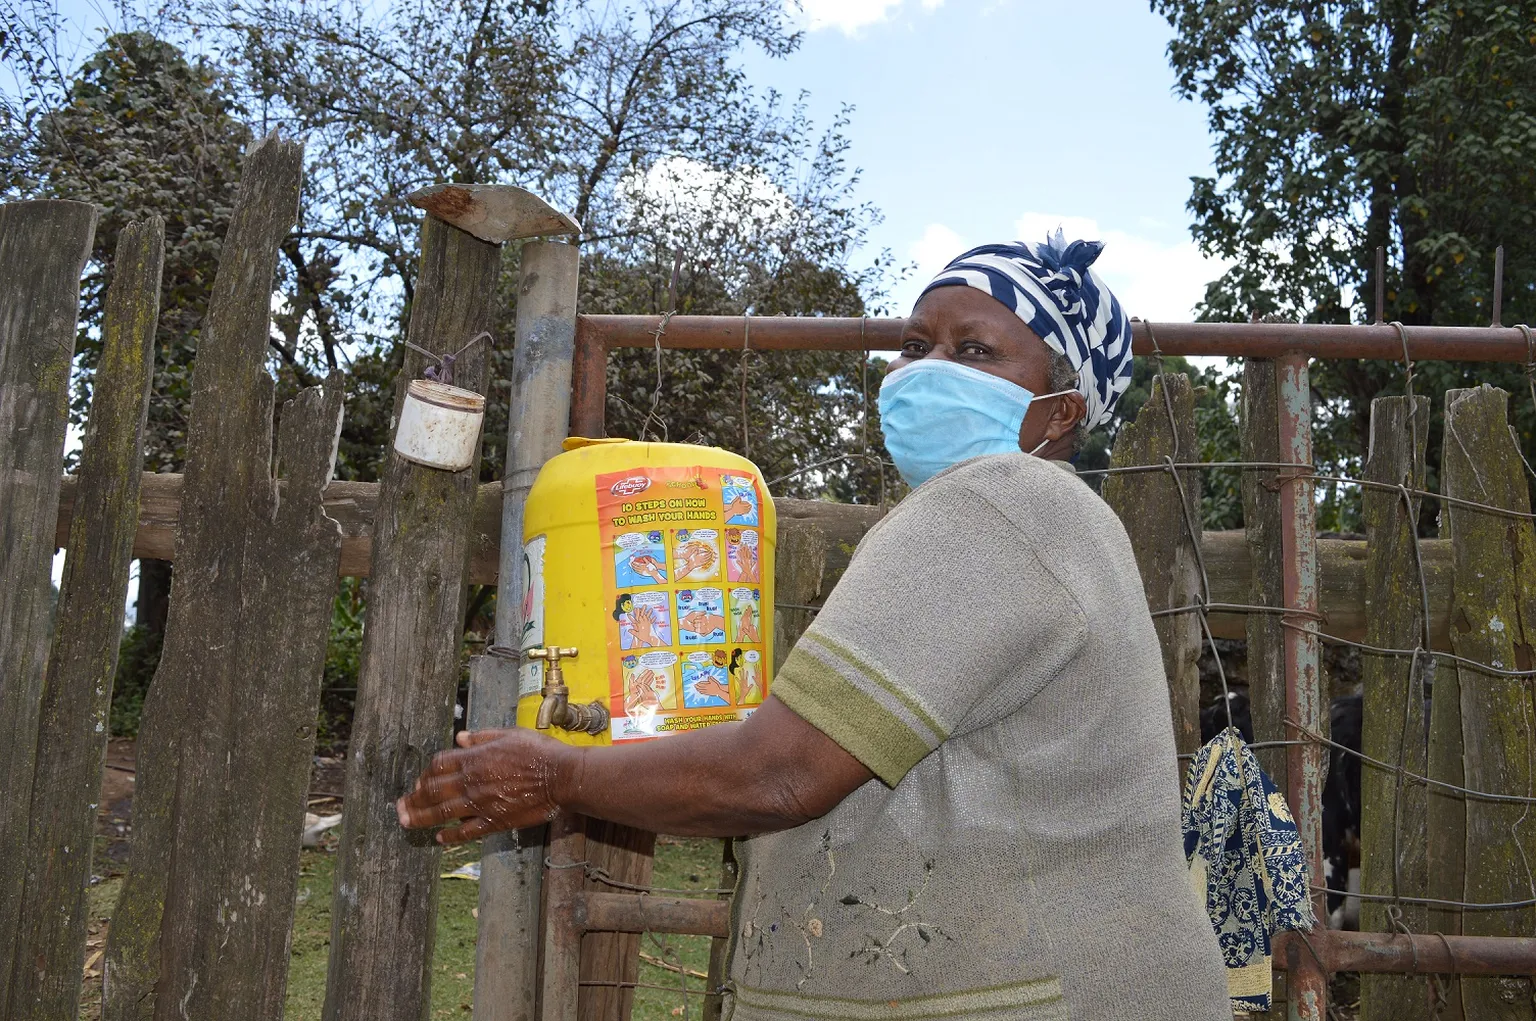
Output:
top-left (919, 232), bottom-right (1134, 430)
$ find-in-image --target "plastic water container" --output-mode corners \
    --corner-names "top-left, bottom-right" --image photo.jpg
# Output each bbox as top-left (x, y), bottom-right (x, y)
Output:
top-left (516, 437), bottom-right (777, 745)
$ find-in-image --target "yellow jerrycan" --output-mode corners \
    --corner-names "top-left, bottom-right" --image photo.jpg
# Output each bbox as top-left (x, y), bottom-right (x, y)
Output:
top-left (515, 438), bottom-right (776, 746)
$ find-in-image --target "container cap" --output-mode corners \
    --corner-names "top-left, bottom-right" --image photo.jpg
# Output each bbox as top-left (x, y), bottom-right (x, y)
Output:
top-left (562, 436), bottom-right (629, 451)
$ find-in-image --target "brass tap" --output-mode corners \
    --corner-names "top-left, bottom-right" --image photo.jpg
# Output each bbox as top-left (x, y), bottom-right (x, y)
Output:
top-left (527, 646), bottom-right (609, 736)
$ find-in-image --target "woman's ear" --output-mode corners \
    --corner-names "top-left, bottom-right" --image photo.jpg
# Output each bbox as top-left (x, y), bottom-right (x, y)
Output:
top-left (1043, 391), bottom-right (1087, 442)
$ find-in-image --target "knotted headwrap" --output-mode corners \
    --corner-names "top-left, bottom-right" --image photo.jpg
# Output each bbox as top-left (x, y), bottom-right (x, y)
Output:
top-left (919, 232), bottom-right (1134, 429)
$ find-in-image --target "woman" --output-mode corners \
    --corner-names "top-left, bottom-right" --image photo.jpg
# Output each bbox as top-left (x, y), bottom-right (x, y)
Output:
top-left (398, 235), bottom-right (1229, 1020)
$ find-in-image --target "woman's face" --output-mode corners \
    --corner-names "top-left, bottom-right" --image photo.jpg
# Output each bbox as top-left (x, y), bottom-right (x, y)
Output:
top-left (889, 285), bottom-right (1087, 456)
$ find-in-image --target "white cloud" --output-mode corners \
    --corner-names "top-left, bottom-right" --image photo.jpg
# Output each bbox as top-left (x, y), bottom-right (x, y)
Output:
top-left (1013, 212), bottom-right (1228, 323)
top-left (626, 156), bottom-right (793, 233)
top-left (896, 213), bottom-right (1230, 329)
top-left (791, 0), bottom-right (943, 34)
top-left (906, 222), bottom-right (965, 286)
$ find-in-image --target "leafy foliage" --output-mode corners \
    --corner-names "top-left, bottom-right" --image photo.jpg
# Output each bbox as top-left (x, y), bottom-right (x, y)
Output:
top-left (180, 0), bottom-right (892, 495)
top-left (2, 23), bottom-right (250, 471)
top-left (1155, 0), bottom-right (1536, 517)
top-left (1079, 357), bottom-right (1244, 529)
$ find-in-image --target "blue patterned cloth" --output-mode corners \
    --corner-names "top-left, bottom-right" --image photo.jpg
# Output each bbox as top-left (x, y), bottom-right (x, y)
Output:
top-left (1182, 728), bottom-right (1315, 1014)
top-left (919, 232), bottom-right (1134, 429)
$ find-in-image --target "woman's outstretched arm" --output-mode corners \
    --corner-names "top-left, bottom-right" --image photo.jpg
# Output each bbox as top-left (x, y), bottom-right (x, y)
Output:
top-left (395, 696), bottom-right (874, 843)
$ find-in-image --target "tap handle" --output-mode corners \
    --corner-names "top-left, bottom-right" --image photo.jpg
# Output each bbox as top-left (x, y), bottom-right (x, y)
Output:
top-left (526, 645), bottom-right (579, 664)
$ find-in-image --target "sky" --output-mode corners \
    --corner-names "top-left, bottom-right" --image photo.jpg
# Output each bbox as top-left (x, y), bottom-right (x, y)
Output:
top-left (748, 0), bottom-right (1228, 320)
top-left (45, 0), bottom-right (1227, 599)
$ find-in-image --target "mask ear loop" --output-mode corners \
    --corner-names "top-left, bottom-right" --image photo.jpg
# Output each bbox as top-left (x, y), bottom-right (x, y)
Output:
top-left (1026, 389), bottom-right (1078, 457)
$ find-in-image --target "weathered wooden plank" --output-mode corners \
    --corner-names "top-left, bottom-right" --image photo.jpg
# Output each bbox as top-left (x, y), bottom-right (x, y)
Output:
top-left (1241, 358), bottom-right (1287, 793)
top-left (154, 135), bottom-right (344, 1021)
top-left (1358, 395), bottom-right (1431, 1021)
top-left (9, 217), bottom-right (162, 1020)
top-left (771, 517), bottom-right (828, 680)
top-left (1238, 357), bottom-right (1286, 1021)
top-left (0, 197), bottom-right (98, 1012)
top-left (577, 821), bottom-right (655, 1021)
top-left (323, 214), bottom-right (499, 1021)
top-left (1102, 373), bottom-right (1204, 757)
top-left (1425, 656), bottom-right (1466, 1021)
top-left (1442, 384), bottom-right (1536, 1021)
top-left (57, 474), bottom-right (1459, 645)
top-left (102, 135), bottom-right (346, 1021)
top-left (702, 839), bottom-right (739, 1021)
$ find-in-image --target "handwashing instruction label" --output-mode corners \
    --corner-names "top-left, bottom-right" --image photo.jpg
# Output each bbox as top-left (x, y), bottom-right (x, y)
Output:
top-left (517, 535), bottom-right (547, 698)
top-left (597, 465), bottom-right (768, 740)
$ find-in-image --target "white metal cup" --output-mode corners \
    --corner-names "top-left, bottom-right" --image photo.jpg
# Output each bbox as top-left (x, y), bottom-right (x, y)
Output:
top-left (394, 379), bottom-right (486, 471)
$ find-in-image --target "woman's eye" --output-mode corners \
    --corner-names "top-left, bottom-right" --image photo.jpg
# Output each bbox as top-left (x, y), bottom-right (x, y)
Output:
top-left (900, 340), bottom-right (928, 356)
top-left (959, 342), bottom-right (989, 357)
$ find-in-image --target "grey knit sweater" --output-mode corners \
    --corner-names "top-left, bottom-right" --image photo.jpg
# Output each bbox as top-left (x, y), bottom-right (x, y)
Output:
top-left (724, 454), bottom-right (1229, 1021)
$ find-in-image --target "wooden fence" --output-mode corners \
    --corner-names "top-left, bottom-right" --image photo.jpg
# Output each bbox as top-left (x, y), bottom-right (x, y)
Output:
top-left (5, 138), bottom-right (1536, 1021)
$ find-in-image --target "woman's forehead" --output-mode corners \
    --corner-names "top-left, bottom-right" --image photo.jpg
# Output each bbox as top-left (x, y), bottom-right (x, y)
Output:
top-left (909, 286), bottom-right (1043, 347)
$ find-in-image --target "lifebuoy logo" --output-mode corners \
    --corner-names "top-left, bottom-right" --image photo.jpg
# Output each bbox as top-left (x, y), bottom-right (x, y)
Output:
top-left (610, 475), bottom-right (652, 498)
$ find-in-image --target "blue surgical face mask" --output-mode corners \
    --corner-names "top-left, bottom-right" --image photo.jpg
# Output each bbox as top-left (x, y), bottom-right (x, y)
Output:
top-left (877, 359), bottom-right (1073, 488)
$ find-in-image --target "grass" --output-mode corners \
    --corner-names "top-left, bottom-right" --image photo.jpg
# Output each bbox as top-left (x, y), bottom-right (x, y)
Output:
top-left (80, 835), bottom-right (727, 1021)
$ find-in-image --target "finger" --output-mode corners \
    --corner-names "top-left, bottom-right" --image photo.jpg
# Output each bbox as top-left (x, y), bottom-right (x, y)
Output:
top-left (456, 728), bottom-right (506, 748)
top-left (437, 815), bottom-right (499, 845)
top-left (397, 793), bottom-right (476, 830)
top-left (406, 767), bottom-right (469, 807)
top-left (422, 744), bottom-right (477, 777)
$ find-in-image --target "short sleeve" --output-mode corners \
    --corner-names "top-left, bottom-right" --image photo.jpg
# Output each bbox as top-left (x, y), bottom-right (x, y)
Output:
top-left (771, 480), bottom-right (1087, 786)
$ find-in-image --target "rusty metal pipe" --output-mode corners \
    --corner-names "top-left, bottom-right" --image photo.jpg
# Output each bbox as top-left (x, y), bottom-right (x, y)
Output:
top-left (1275, 930), bottom-right (1536, 976)
top-left (1276, 352), bottom-right (1329, 1021)
top-left (577, 315), bottom-right (1536, 362)
top-left (574, 892), bottom-right (732, 938)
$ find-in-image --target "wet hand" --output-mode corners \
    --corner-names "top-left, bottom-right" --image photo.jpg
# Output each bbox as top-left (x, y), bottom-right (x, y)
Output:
top-left (396, 728), bottom-right (571, 844)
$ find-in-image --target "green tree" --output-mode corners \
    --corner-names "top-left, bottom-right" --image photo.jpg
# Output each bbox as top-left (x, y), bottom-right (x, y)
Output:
top-left (2, 20), bottom-right (253, 700)
top-left (1155, 0), bottom-right (1536, 513)
top-left (185, 0), bottom-right (892, 493)
top-left (1, 22), bottom-right (250, 472)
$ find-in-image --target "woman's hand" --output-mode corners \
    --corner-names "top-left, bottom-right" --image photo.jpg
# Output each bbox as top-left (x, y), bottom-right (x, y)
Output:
top-left (397, 698), bottom-right (875, 839)
top-left (396, 728), bottom-right (573, 844)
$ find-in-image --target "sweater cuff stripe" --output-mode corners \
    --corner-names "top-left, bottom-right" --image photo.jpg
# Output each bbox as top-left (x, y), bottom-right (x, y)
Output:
top-left (773, 646), bottom-right (934, 787)
top-left (801, 631), bottom-right (949, 743)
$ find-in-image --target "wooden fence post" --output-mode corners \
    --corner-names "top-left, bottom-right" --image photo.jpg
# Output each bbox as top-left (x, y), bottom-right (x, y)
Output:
top-left (1441, 384), bottom-right (1536, 1021)
top-left (1358, 394), bottom-right (1431, 1021)
top-left (770, 519), bottom-right (828, 667)
top-left (1241, 358), bottom-right (1288, 797)
top-left (101, 134), bottom-right (346, 1021)
top-left (0, 198), bottom-right (98, 1012)
top-left (323, 213), bottom-right (499, 1021)
top-left (9, 217), bottom-right (162, 1020)
top-left (1425, 649), bottom-right (1466, 1020)
top-left (1102, 373), bottom-right (1204, 757)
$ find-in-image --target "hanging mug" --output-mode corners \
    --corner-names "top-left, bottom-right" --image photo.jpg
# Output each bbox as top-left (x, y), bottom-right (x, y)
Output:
top-left (394, 379), bottom-right (486, 471)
